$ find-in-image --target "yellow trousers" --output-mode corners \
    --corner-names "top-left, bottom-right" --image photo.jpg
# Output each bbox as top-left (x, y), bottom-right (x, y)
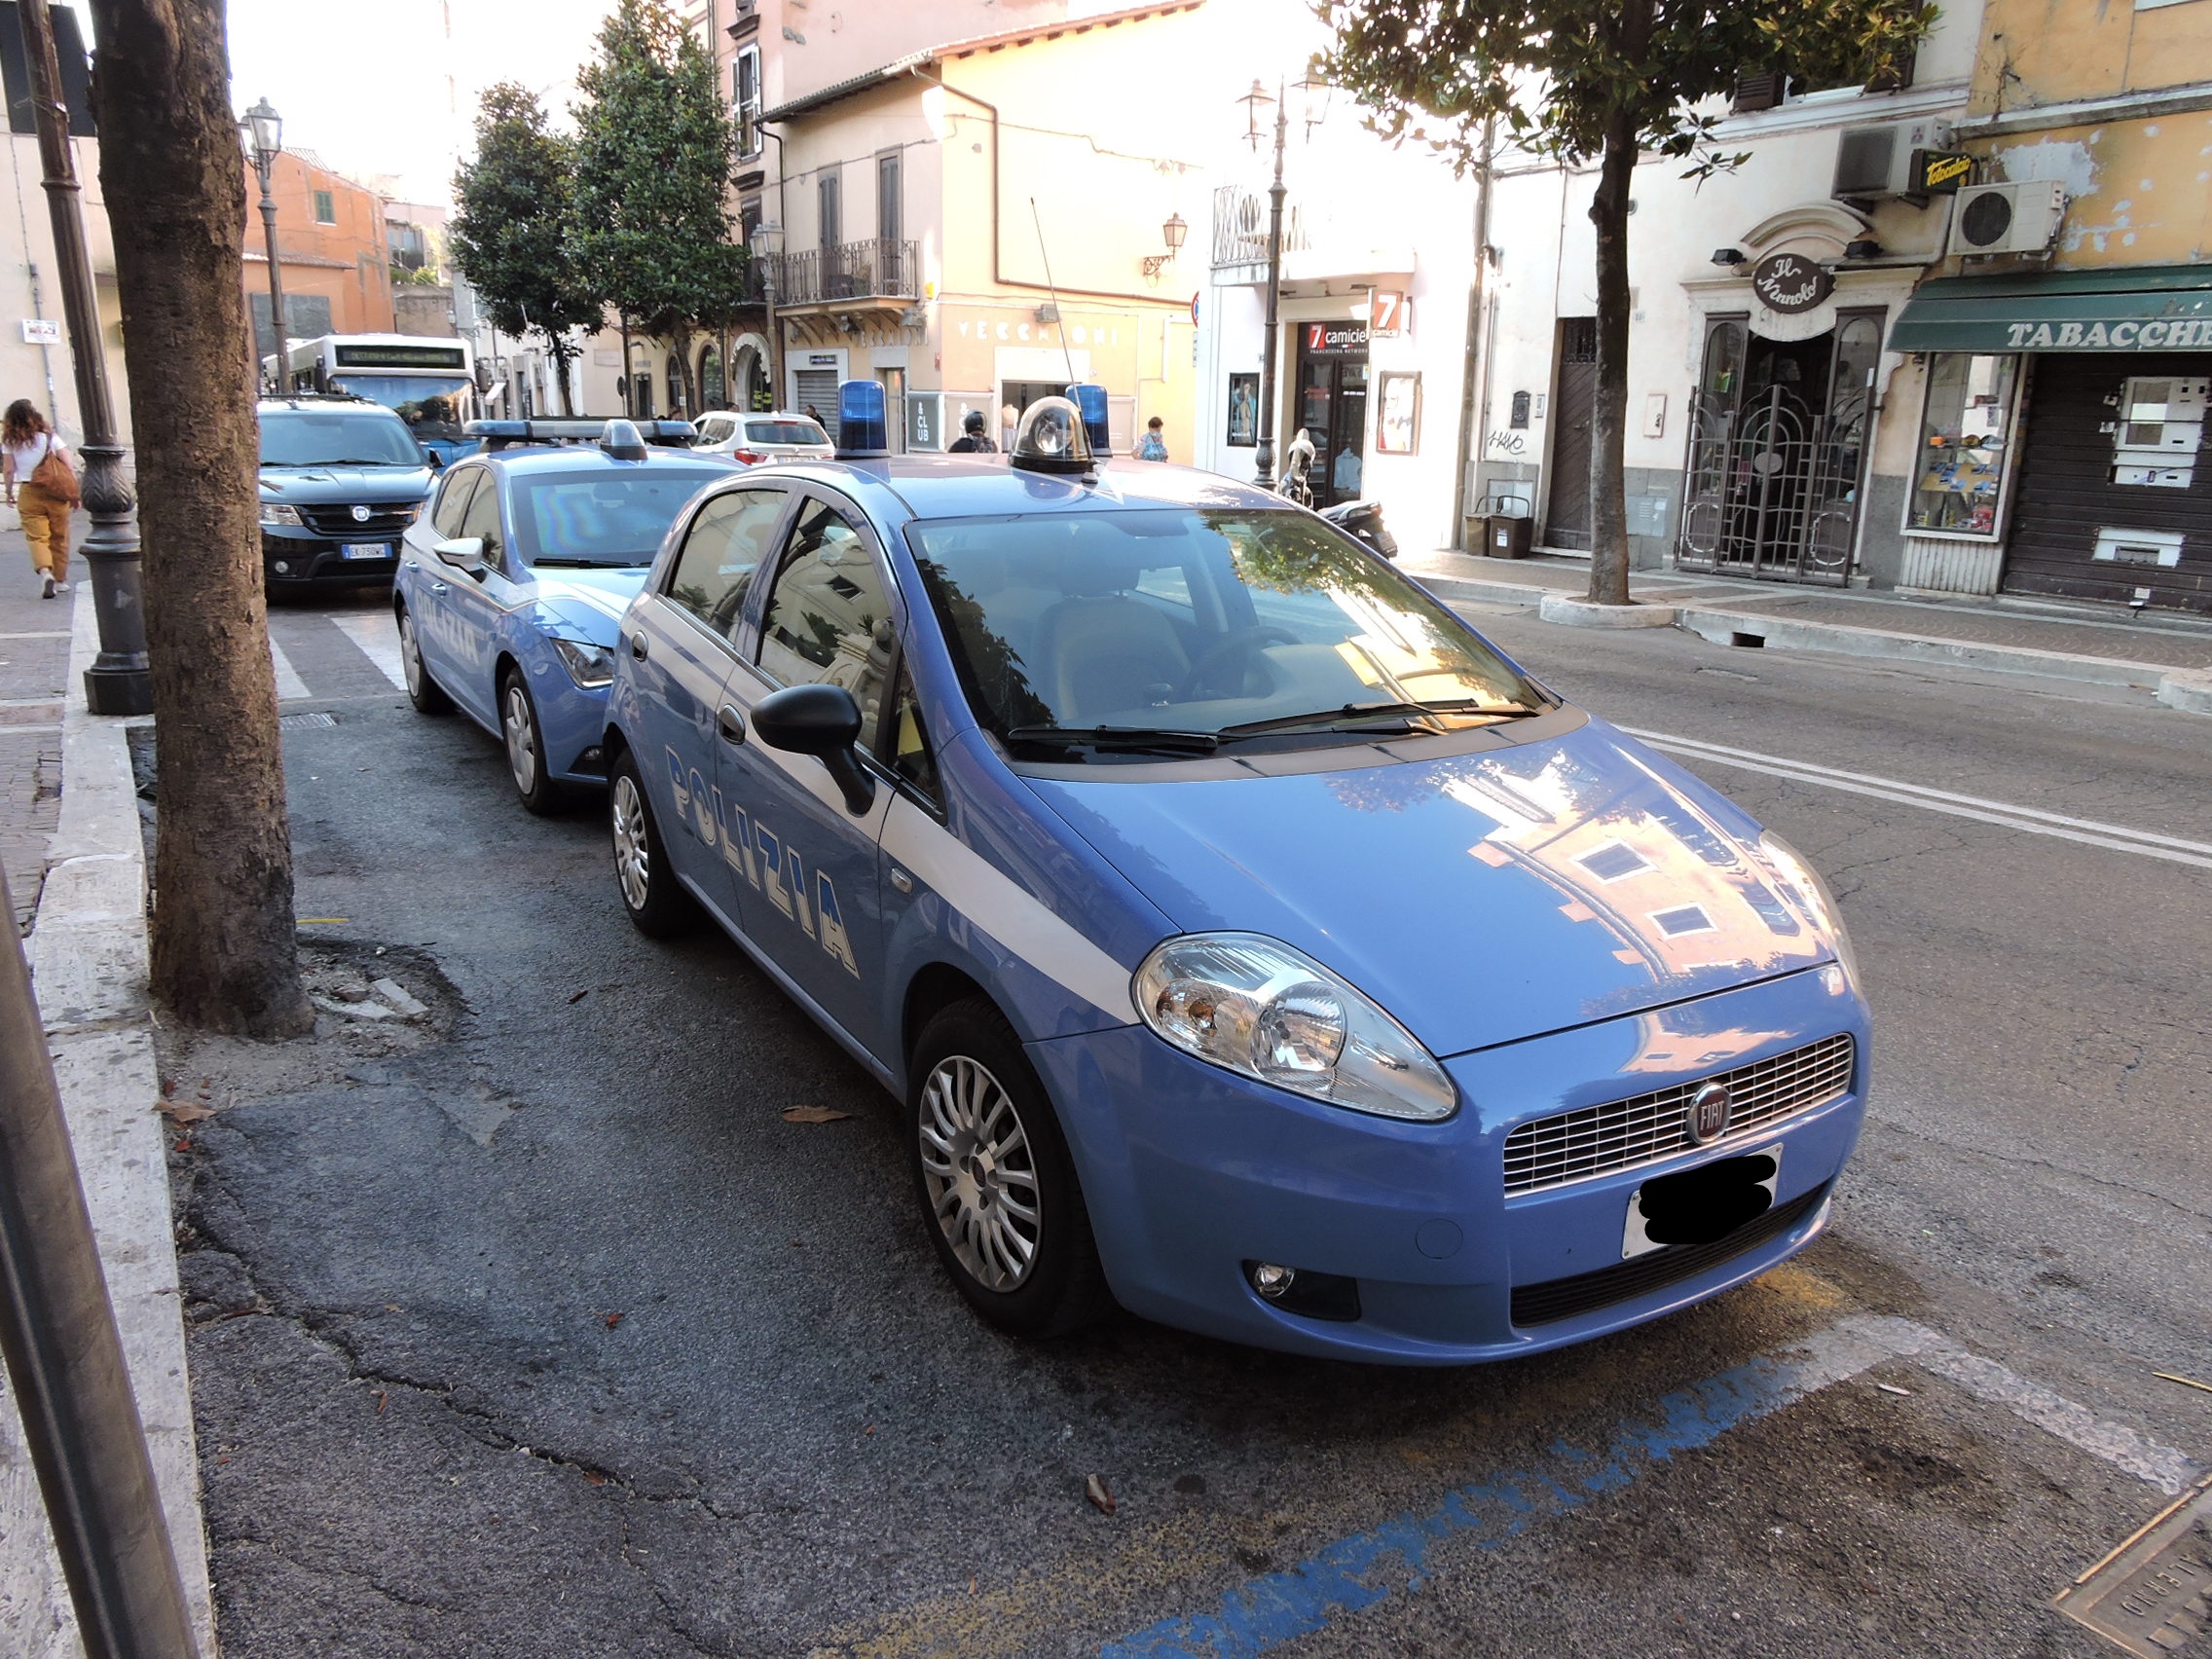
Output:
top-left (18, 482), bottom-right (68, 582)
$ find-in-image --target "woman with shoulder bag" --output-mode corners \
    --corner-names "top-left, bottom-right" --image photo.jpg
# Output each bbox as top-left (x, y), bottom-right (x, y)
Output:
top-left (3, 400), bottom-right (79, 599)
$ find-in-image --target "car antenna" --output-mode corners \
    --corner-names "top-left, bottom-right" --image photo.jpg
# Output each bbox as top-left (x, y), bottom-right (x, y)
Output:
top-left (1028, 197), bottom-right (1079, 387)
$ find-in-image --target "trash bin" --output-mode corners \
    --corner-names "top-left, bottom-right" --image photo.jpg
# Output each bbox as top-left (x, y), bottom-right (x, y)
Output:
top-left (1485, 512), bottom-right (1533, 560)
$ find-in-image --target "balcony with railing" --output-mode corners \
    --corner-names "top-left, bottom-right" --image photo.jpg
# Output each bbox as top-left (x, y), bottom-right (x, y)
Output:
top-left (768, 239), bottom-right (920, 309)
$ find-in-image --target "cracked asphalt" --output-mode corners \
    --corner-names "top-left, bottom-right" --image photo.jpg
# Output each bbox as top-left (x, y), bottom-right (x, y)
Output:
top-left (159, 592), bottom-right (2212, 1657)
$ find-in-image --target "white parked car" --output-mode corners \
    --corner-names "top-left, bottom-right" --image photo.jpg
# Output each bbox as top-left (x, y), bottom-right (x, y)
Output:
top-left (690, 410), bottom-right (834, 465)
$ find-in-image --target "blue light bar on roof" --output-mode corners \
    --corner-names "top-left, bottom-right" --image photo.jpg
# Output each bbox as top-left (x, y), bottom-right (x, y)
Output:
top-left (1066, 384), bottom-right (1110, 457)
top-left (836, 379), bottom-right (890, 458)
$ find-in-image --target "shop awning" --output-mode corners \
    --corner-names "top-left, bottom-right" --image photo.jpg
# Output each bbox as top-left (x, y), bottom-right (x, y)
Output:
top-left (1888, 265), bottom-right (2212, 353)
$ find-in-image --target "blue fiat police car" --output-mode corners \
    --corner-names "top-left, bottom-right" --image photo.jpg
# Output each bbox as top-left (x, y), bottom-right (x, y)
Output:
top-left (601, 384), bottom-right (1868, 1363)
top-left (394, 419), bottom-right (734, 811)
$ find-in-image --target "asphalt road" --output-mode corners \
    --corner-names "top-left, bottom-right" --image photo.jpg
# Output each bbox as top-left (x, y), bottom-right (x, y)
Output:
top-left (162, 585), bottom-right (2212, 1659)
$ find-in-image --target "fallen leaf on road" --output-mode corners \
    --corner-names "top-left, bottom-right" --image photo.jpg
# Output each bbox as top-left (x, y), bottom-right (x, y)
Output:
top-left (603, 1311), bottom-right (624, 1330)
top-left (568, 989), bottom-right (589, 1004)
top-left (375, 1390), bottom-right (387, 1416)
top-left (583, 1470), bottom-right (606, 1486)
top-left (782, 1105), bottom-right (853, 1124)
top-left (1086, 1474), bottom-right (1117, 1516)
top-left (1875, 1382), bottom-right (1912, 1396)
top-left (864, 1424), bottom-right (874, 1436)
top-left (157, 1099), bottom-right (216, 1125)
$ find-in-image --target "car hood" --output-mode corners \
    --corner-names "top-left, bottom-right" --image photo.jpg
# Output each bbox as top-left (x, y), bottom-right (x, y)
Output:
top-left (522, 566), bottom-right (650, 645)
top-left (261, 464), bottom-right (432, 502)
top-left (1020, 717), bottom-right (1838, 1058)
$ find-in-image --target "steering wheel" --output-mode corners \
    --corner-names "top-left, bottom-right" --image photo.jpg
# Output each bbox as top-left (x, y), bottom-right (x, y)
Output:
top-left (1179, 626), bottom-right (1298, 702)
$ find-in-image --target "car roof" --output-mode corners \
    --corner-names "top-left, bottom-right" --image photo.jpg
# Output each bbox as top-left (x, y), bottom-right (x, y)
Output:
top-left (717, 454), bottom-right (1288, 522)
top-left (467, 446), bottom-right (743, 477)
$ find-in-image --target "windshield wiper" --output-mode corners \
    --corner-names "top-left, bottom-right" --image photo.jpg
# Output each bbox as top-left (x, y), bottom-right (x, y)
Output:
top-left (262, 458), bottom-right (409, 468)
top-left (1002, 723), bottom-right (1221, 756)
top-left (529, 556), bottom-right (640, 569)
top-left (1217, 699), bottom-right (1544, 739)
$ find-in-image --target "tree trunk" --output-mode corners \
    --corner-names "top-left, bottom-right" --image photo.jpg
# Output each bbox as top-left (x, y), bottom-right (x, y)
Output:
top-left (669, 323), bottom-right (694, 419)
top-left (618, 314), bottom-right (633, 415)
top-left (1585, 113), bottom-right (1638, 608)
top-left (544, 333), bottom-right (574, 416)
top-left (88, 0), bottom-right (313, 1036)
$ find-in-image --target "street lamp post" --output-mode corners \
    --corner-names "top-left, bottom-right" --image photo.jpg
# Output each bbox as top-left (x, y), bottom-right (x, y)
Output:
top-left (1253, 85), bottom-right (1289, 492)
top-left (241, 97), bottom-right (286, 391)
top-left (751, 221), bottom-right (783, 412)
top-left (19, 0), bottom-right (150, 716)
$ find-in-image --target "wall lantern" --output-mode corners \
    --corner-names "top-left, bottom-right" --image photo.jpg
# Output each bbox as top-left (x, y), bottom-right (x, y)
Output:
top-left (1711, 247), bottom-right (1747, 267)
top-left (1143, 212), bottom-right (1189, 278)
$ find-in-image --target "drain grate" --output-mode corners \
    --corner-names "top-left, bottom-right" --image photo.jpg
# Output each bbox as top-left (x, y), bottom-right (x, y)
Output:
top-left (2054, 1471), bottom-right (2212, 1655)
top-left (278, 711), bottom-right (338, 731)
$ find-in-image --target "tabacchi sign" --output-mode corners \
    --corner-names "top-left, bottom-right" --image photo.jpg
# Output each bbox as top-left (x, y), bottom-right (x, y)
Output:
top-left (1751, 252), bottom-right (1833, 316)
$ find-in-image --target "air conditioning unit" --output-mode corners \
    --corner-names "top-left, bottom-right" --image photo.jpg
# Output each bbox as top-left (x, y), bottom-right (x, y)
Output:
top-left (1831, 118), bottom-right (1955, 202)
top-left (1951, 181), bottom-right (2067, 256)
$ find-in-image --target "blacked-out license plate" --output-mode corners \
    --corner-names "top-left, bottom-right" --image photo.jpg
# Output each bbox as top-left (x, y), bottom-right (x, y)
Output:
top-left (1622, 1144), bottom-right (1782, 1260)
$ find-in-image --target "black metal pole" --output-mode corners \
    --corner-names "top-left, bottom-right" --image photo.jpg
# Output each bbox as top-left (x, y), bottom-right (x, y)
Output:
top-left (251, 156), bottom-right (286, 390)
top-left (1253, 88), bottom-right (1288, 492)
top-left (0, 867), bottom-right (203, 1659)
top-left (20, 0), bottom-right (151, 717)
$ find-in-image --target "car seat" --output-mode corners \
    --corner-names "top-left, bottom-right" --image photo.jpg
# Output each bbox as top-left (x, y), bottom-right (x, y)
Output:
top-left (1032, 556), bottom-right (1189, 723)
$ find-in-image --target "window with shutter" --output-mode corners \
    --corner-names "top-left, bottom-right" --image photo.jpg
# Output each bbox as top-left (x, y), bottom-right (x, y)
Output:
top-left (1732, 73), bottom-right (1785, 113)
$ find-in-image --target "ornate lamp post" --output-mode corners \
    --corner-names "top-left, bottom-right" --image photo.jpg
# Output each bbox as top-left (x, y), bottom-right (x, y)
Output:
top-left (750, 220), bottom-right (783, 412)
top-left (19, 0), bottom-right (149, 715)
top-left (1237, 78), bottom-right (1328, 494)
top-left (240, 96), bottom-right (287, 388)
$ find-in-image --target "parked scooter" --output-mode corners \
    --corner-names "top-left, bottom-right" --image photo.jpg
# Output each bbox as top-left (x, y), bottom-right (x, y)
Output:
top-left (1321, 498), bottom-right (1398, 561)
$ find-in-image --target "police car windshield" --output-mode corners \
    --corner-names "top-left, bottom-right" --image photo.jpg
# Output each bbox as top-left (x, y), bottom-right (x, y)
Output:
top-left (908, 508), bottom-right (1545, 752)
top-left (508, 467), bottom-right (727, 568)
top-left (258, 411), bottom-right (420, 468)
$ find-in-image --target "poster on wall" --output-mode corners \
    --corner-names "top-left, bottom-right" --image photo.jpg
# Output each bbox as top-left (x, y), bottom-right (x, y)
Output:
top-left (1226, 373), bottom-right (1258, 447)
top-left (1378, 371), bottom-right (1420, 455)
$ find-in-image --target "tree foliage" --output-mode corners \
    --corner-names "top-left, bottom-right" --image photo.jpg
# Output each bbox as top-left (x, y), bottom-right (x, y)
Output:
top-left (572, 0), bottom-right (747, 412)
top-left (1316, 0), bottom-right (1933, 603)
top-left (450, 83), bottom-right (601, 415)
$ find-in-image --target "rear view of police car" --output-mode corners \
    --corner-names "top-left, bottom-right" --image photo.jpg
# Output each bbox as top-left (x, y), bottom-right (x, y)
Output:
top-left (600, 382), bottom-right (1870, 1363)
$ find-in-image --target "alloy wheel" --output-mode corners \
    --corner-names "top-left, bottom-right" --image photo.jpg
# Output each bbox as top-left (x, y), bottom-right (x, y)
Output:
top-left (400, 612), bottom-right (424, 698)
top-left (917, 1055), bottom-right (1043, 1291)
top-left (611, 774), bottom-right (652, 913)
top-left (502, 682), bottom-right (539, 793)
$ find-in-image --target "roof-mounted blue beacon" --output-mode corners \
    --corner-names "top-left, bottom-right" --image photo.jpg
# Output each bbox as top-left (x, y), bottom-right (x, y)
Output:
top-left (835, 378), bottom-right (891, 459)
top-left (1064, 383), bottom-right (1111, 456)
top-left (1009, 394), bottom-right (1093, 476)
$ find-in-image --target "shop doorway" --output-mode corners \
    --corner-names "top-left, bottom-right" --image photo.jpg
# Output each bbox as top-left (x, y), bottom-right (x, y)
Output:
top-left (1295, 321), bottom-right (1369, 505)
top-left (1544, 318), bottom-right (1599, 550)
top-left (1677, 312), bottom-right (1882, 583)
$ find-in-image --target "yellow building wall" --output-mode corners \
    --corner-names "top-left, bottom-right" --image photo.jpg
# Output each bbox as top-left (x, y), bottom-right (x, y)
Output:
top-left (1990, 112), bottom-right (2212, 266)
top-left (1971, 0), bottom-right (2212, 109)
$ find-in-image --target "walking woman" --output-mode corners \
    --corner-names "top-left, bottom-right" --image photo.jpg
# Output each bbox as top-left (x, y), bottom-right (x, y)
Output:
top-left (3, 400), bottom-right (75, 599)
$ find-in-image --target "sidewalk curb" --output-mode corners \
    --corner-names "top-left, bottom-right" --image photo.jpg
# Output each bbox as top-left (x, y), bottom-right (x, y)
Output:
top-left (1, 590), bottom-right (217, 1657)
top-left (1408, 563), bottom-right (2203, 710)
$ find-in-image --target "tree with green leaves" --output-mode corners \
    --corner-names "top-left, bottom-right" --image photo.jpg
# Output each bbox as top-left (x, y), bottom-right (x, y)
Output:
top-left (450, 83), bottom-right (601, 416)
top-left (1318, 0), bottom-right (1932, 606)
top-left (572, 0), bottom-right (747, 416)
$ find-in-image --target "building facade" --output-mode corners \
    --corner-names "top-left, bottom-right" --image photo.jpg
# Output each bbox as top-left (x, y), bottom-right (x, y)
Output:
top-left (240, 148), bottom-right (398, 362)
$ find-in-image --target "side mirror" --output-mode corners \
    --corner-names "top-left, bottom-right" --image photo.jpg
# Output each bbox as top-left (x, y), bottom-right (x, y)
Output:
top-left (425, 449), bottom-right (446, 472)
top-left (432, 535), bottom-right (485, 570)
top-left (752, 682), bottom-right (875, 814)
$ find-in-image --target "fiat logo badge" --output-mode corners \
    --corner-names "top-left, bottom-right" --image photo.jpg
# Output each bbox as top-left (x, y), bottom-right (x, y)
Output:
top-left (1687, 1082), bottom-right (1733, 1146)
top-left (350, 503), bottom-right (373, 522)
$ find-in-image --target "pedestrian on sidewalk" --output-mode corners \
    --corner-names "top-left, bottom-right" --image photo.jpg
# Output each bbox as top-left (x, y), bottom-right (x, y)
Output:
top-left (3, 400), bottom-right (77, 599)
top-left (1135, 416), bottom-right (1169, 461)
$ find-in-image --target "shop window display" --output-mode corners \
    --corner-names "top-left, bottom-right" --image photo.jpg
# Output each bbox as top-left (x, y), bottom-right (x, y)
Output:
top-left (1910, 353), bottom-right (2020, 535)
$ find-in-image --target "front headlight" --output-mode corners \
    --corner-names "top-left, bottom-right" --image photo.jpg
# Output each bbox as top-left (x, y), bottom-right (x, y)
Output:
top-left (1133, 932), bottom-right (1456, 1122)
top-left (1759, 833), bottom-right (1861, 990)
top-left (260, 501), bottom-right (303, 527)
top-left (548, 637), bottom-right (614, 688)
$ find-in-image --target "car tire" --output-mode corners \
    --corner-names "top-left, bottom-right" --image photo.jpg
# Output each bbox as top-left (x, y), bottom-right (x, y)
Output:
top-left (397, 604), bottom-right (452, 715)
top-left (608, 747), bottom-right (695, 938)
top-left (907, 997), bottom-right (1114, 1338)
top-left (499, 666), bottom-right (565, 815)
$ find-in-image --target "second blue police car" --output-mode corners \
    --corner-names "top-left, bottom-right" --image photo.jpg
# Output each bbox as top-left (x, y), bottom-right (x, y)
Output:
top-left (394, 419), bottom-right (736, 812)
top-left (601, 383), bottom-right (1869, 1363)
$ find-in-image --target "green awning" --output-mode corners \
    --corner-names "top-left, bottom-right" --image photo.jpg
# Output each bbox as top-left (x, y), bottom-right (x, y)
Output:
top-left (1888, 265), bottom-right (2212, 353)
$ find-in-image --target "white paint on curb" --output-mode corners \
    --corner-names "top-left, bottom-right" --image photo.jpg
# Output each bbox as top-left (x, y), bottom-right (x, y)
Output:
top-left (2157, 668), bottom-right (2212, 715)
top-left (1, 586), bottom-right (217, 1658)
top-left (1538, 592), bottom-right (1680, 628)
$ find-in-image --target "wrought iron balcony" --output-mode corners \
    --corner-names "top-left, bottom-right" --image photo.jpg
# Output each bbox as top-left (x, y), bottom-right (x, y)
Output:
top-left (768, 239), bottom-right (919, 307)
top-left (1210, 183), bottom-right (1309, 270)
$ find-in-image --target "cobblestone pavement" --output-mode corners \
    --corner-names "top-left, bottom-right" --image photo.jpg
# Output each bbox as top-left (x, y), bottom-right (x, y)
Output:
top-left (0, 521), bottom-right (73, 934)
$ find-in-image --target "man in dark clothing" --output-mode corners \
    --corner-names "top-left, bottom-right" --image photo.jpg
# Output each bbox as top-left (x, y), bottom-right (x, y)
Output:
top-left (948, 409), bottom-right (998, 454)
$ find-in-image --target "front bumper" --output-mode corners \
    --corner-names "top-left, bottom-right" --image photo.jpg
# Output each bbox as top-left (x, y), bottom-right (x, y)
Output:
top-left (262, 528), bottom-right (401, 586)
top-left (1029, 963), bottom-right (1867, 1364)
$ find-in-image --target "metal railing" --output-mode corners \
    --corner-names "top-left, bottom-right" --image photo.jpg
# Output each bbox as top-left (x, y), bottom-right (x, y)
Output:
top-left (1210, 182), bottom-right (1309, 268)
top-left (768, 239), bottom-right (919, 306)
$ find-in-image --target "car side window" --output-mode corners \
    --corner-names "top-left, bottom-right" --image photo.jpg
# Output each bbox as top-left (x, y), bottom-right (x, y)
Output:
top-left (666, 488), bottom-right (786, 642)
top-left (757, 498), bottom-right (893, 731)
top-left (457, 469), bottom-right (502, 563)
top-left (430, 467), bottom-right (481, 537)
top-left (883, 660), bottom-right (939, 806)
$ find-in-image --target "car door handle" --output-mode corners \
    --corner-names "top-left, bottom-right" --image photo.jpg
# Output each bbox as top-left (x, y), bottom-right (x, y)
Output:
top-left (717, 705), bottom-right (747, 745)
top-left (404, 559), bottom-right (421, 571)
top-left (429, 581), bottom-right (450, 595)
top-left (629, 632), bottom-right (648, 660)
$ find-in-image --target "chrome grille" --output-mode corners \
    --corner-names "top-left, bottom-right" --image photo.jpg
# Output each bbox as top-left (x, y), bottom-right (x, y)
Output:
top-left (297, 502), bottom-right (418, 538)
top-left (1502, 1034), bottom-right (1855, 1197)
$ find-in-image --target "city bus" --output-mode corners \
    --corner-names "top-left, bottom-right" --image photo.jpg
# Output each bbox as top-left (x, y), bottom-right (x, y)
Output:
top-left (272, 334), bottom-right (480, 465)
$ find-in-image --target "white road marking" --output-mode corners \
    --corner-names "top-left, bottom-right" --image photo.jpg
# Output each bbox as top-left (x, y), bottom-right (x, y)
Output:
top-left (327, 610), bottom-right (407, 691)
top-left (1624, 726), bottom-right (2212, 871)
top-left (267, 635), bottom-right (310, 702)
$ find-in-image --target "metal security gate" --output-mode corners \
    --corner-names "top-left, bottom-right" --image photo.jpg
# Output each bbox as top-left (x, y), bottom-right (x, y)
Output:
top-left (1677, 311), bottom-right (1882, 584)
top-left (1544, 318), bottom-right (1599, 551)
